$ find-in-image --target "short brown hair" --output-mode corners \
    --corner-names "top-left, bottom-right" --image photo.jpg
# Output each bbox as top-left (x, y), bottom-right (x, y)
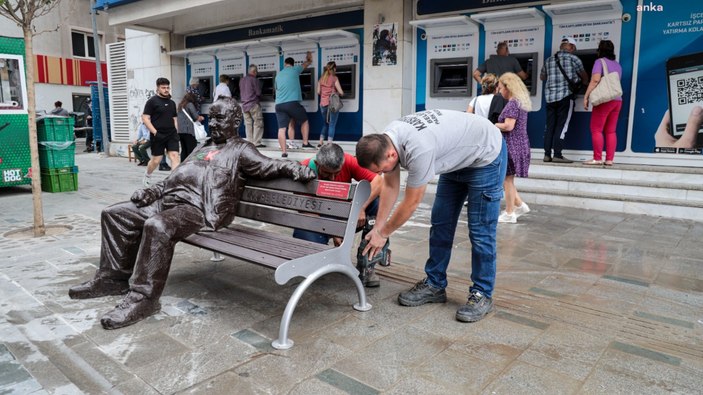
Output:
top-left (356, 134), bottom-right (390, 169)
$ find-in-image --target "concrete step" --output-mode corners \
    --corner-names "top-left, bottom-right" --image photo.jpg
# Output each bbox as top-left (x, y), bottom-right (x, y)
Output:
top-left (517, 161), bottom-right (703, 222)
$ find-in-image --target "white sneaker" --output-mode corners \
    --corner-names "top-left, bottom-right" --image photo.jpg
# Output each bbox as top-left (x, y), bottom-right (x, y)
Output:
top-left (498, 211), bottom-right (517, 223)
top-left (143, 172), bottom-right (152, 187)
top-left (286, 141), bottom-right (300, 149)
top-left (514, 202), bottom-right (530, 218)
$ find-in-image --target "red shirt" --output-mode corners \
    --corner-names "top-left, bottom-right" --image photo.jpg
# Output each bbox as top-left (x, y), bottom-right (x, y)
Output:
top-left (301, 153), bottom-right (377, 183)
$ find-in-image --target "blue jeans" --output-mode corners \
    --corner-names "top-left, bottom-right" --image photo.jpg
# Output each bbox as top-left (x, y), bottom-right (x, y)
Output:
top-left (293, 197), bottom-right (379, 244)
top-left (319, 105), bottom-right (340, 141)
top-left (424, 140), bottom-right (507, 298)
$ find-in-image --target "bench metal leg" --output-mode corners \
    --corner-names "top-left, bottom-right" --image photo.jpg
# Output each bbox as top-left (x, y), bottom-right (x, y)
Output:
top-left (210, 252), bottom-right (225, 262)
top-left (271, 264), bottom-right (372, 350)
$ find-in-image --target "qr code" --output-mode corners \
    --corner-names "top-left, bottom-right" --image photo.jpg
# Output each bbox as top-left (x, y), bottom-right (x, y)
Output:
top-left (676, 76), bottom-right (703, 105)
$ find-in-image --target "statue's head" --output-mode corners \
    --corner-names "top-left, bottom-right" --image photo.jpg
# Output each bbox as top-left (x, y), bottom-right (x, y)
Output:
top-left (209, 97), bottom-right (243, 143)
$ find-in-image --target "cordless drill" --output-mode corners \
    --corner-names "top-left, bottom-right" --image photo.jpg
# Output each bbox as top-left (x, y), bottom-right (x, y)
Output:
top-left (356, 216), bottom-right (392, 285)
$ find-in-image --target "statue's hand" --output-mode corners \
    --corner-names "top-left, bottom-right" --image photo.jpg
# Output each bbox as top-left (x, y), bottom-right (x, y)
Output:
top-left (294, 166), bottom-right (317, 182)
top-left (131, 188), bottom-right (157, 207)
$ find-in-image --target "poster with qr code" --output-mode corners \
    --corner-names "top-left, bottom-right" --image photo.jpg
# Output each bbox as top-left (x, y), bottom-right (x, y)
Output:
top-left (630, 2), bottom-right (703, 156)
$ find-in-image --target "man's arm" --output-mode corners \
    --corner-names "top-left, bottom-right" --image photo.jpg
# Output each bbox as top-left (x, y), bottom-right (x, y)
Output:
top-left (302, 51), bottom-right (313, 70)
top-left (472, 68), bottom-right (483, 84)
top-left (240, 144), bottom-right (316, 181)
top-left (142, 114), bottom-right (157, 135)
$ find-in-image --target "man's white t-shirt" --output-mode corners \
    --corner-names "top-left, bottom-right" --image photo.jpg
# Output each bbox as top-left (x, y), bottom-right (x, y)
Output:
top-left (384, 109), bottom-right (503, 188)
top-left (213, 83), bottom-right (232, 102)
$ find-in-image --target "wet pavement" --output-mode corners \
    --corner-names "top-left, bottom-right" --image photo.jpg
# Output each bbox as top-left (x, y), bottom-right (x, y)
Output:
top-left (1, 146), bottom-right (702, 394)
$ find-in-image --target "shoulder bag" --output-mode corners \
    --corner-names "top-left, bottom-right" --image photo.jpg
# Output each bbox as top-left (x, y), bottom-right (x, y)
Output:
top-left (589, 59), bottom-right (623, 107)
top-left (182, 108), bottom-right (207, 142)
top-left (554, 53), bottom-right (581, 99)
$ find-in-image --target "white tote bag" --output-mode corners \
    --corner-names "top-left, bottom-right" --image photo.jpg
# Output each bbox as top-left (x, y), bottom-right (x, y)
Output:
top-left (589, 59), bottom-right (623, 107)
top-left (182, 108), bottom-right (207, 141)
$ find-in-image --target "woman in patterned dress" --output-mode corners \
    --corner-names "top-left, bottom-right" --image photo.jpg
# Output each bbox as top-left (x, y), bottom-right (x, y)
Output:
top-left (495, 72), bottom-right (532, 224)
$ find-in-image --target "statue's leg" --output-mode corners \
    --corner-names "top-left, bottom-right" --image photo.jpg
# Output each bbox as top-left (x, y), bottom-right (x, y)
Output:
top-left (101, 205), bottom-right (204, 329)
top-left (69, 201), bottom-right (157, 299)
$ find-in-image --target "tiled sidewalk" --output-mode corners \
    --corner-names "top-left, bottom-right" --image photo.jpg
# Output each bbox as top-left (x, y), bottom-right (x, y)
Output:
top-left (1, 152), bottom-right (702, 394)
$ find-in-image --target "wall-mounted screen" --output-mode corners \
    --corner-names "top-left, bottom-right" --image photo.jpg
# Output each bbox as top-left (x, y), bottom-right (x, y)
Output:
top-left (257, 71), bottom-right (276, 102)
top-left (574, 50), bottom-right (598, 96)
top-left (430, 57), bottom-right (472, 97)
top-left (335, 64), bottom-right (356, 100)
top-left (299, 68), bottom-right (315, 101)
top-left (226, 74), bottom-right (242, 101)
top-left (197, 77), bottom-right (213, 103)
top-left (512, 52), bottom-right (539, 96)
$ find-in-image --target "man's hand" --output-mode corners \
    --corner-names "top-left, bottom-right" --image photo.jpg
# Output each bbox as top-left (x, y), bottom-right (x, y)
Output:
top-left (356, 210), bottom-right (367, 229)
top-left (362, 228), bottom-right (388, 259)
top-left (130, 188), bottom-right (158, 207)
top-left (293, 166), bottom-right (317, 182)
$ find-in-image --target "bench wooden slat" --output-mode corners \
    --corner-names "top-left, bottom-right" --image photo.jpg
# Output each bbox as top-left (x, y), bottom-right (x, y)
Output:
top-left (236, 202), bottom-right (348, 237)
top-left (241, 188), bottom-right (352, 218)
top-left (184, 233), bottom-right (286, 268)
top-left (246, 178), bottom-right (357, 198)
top-left (207, 225), bottom-right (331, 258)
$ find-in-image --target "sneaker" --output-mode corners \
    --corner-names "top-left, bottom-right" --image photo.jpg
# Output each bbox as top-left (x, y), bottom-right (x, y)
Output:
top-left (143, 172), bottom-right (152, 187)
top-left (159, 164), bottom-right (171, 171)
top-left (301, 142), bottom-right (314, 148)
top-left (398, 279), bottom-right (447, 307)
top-left (455, 290), bottom-right (494, 322)
top-left (281, 152), bottom-right (288, 158)
top-left (256, 144), bottom-right (266, 148)
top-left (498, 211), bottom-right (517, 223)
top-left (286, 141), bottom-right (299, 149)
top-left (514, 203), bottom-right (530, 218)
top-left (551, 156), bottom-right (573, 164)
top-left (543, 155), bottom-right (552, 162)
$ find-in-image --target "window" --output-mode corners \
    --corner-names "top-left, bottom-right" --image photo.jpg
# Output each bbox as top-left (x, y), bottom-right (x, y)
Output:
top-left (0, 57), bottom-right (25, 111)
top-left (72, 31), bottom-right (102, 59)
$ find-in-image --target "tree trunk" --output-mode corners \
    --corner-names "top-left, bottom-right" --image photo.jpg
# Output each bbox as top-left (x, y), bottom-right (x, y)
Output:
top-left (24, 27), bottom-right (46, 237)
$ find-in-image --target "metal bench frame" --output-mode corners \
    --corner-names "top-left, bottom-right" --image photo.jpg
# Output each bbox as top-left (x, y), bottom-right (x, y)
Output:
top-left (182, 178), bottom-right (372, 349)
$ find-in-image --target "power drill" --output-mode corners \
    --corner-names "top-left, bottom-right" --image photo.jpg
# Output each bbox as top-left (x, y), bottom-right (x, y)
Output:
top-left (356, 217), bottom-right (392, 272)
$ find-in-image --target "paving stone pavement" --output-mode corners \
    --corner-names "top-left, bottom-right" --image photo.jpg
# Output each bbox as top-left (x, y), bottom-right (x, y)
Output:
top-left (1, 149), bottom-right (702, 394)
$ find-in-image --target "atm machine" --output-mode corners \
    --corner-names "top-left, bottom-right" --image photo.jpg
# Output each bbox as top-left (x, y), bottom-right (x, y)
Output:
top-left (260, 36), bottom-right (319, 113)
top-left (410, 16), bottom-right (479, 112)
top-left (543, 0), bottom-right (623, 113)
top-left (471, 8), bottom-right (546, 111)
top-left (216, 49), bottom-right (246, 101)
top-left (245, 45), bottom-right (280, 113)
top-left (187, 54), bottom-right (216, 113)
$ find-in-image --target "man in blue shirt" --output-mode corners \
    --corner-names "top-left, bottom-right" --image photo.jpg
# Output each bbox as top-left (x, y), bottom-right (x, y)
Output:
top-left (275, 51), bottom-right (314, 157)
top-left (132, 121), bottom-right (151, 166)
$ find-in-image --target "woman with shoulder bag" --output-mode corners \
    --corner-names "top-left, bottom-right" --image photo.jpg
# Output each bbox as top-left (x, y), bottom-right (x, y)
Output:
top-left (317, 61), bottom-right (344, 147)
top-left (177, 92), bottom-right (204, 162)
top-left (583, 40), bottom-right (623, 166)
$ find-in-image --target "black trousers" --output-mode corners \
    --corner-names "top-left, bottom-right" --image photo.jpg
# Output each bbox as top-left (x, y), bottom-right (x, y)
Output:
top-left (179, 133), bottom-right (198, 162)
top-left (544, 96), bottom-right (574, 157)
top-left (98, 200), bottom-right (205, 299)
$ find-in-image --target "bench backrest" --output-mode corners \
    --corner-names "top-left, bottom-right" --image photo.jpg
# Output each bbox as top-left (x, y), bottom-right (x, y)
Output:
top-left (236, 178), bottom-right (369, 239)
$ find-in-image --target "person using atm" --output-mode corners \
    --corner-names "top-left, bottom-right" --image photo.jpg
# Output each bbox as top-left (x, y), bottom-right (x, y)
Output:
top-left (473, 41), bottom-right (528, 84)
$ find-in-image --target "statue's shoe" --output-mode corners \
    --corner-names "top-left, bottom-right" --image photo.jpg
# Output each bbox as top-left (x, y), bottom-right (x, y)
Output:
top-left (100, 291), bottom-right (161, 330)
top-left (69, 277), bottom-right (129, 299)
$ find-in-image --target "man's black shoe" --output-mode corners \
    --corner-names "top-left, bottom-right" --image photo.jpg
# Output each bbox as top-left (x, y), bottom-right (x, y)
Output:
top-left (256, 144), bottom-right (266, 148)
top-left (543, 155), bottom-right (552, 162)
top-left (69, 277), bottom-right (129, 299)
top-left (398, 279), bottom-right (447, 307)
top-left (552, 156), bottom-right (573, 164)
top-left (455, 289), bottom-right (494, 322)
top-left (159, 164), bottom-right (171, 171)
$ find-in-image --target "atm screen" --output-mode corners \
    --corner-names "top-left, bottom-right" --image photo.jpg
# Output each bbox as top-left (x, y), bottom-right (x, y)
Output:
top-left (512, 53), bottom-right (538, 96)
top-left (299, 68), bottom-right (315, 101)
top-left (197, 77), bottom-right (213, 103)
top-left (574, 50), bottom-right (598, 96)
top-left (226, 74), bottom-right (242, 101)
top-left (257, 71), bottom-right (276, 102)
top-left (335, 64), bottom-right (356, 100)
top-left (430, 57), bottom-right (472, 97)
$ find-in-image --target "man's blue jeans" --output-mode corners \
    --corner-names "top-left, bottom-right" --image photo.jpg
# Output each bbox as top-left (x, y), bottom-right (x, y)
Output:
top-left (424, 140), bottom-right (507, 298)
top-left (293, 197), bottom-right (379, 244)
top-left (319, 105), bottom-right (340, 141)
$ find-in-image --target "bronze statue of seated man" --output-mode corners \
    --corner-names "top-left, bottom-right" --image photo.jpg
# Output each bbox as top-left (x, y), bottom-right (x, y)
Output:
top-left (69, 96), bottom-right (316, 329)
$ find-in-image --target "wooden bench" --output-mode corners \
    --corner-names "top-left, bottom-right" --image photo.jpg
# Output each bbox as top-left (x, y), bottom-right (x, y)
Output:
top-left (182, 177), bottom-right (372, 349)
